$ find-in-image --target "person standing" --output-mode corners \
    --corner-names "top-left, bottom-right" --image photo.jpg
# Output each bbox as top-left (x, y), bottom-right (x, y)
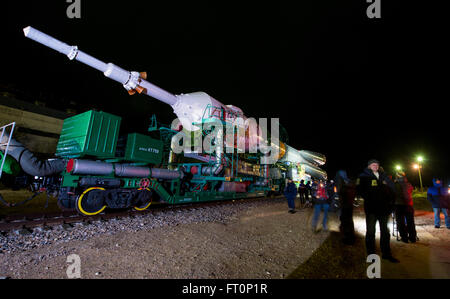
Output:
top-left (326, 179), bottom-right (339, 213)
top-left (298, 179), bottom-right (307, 207)
top-left (427, 178), bottom-right (450, 229)
top-left (311, 181), bottom-right (330, 232)
top-left (305, 181), bottom-right (312, 204)
top-left (393, 172), bottom-right (417, 242)
top-left (335, 170), bottom-right (357, 245)
top-left (357, 159), bottom-right (399, 263)
top-left (284, 178), bottom-right (298, 214)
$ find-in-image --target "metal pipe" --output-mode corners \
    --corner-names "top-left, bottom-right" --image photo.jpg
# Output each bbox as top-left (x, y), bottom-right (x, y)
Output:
top-left (69, 159), bottom-right (113, 176)
top-left (1, 133), bottom-right (66, 177)
top-left (68, 159), bottom-right (184, 179)
top-left (114, 164), bottom-right (150, 177)
top-left (151, 168), bottom-right (184, 180)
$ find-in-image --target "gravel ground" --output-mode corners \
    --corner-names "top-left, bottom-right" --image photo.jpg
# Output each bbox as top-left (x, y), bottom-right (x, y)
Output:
top-left (0, 197), bottom-right (336, 279)
top-left (290, 196), bottom-right (450, 279)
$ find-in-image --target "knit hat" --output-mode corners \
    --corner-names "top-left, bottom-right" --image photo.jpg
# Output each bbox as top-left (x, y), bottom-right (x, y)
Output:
top-left (367, 159), bottom-right (380, 166)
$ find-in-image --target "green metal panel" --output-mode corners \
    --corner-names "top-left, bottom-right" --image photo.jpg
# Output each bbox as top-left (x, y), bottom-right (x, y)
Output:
top-left (56, 110), bottom-right (121, 158)
top-left (124, 133), bottom-right (163, 164)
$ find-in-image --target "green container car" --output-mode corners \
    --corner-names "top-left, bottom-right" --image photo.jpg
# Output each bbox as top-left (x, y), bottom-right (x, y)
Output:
top-left (124, 133), bottom-right (163, 164)
top-left (56, 110), bottom-right (121, 159)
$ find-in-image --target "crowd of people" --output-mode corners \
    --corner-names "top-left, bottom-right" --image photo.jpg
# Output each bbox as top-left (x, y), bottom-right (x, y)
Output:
top-left (283, 158), bottom-right (450, 264)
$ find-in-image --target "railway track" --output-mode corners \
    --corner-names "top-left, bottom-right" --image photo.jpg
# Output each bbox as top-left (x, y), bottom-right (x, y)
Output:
top-left (0, 195), bottom-right (284, 233)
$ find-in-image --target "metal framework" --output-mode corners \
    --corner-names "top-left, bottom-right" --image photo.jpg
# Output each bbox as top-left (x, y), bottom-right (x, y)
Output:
top-left (0, 122), bottom-right (16, 179)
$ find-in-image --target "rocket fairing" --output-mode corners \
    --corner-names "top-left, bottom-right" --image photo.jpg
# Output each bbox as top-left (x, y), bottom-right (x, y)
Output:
top-left (23, 26), bottom-right (327, 179)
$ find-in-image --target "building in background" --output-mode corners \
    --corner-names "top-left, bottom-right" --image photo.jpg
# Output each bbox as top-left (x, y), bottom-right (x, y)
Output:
top-left (0, 92), bottom-right (69, 158)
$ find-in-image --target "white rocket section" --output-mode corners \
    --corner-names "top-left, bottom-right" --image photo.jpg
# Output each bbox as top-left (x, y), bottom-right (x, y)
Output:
top-left (23, 26), bottom-right (177, 106)
top-left (23, 26), bottom-right (107, 72)
top-left (172, 92), bottom-right (226, 131)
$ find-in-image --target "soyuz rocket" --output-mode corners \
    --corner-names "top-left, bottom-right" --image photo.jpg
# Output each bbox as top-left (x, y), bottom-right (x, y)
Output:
top-left (22, 26), bottom-right (327, 180)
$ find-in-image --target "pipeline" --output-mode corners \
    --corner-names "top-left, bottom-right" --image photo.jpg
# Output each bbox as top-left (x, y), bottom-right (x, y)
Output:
top-left (67, 159), bottom-right (185, 180)
top-left (0, 133), bottom-right (66, 177)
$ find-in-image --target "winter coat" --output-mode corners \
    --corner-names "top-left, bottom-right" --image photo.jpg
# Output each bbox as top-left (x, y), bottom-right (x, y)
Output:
top-left (298, 182), bottom-right (307, 194)
top-left (284, 182), bottom-right (298, 200)
top-left (313, 184), bottom-right (329, 205)
top-left (427, 179), bottom-right (448, 209)
top-left (356, 168), bottom-right (395, 215)
top-left (326, 182), bottom-right (336, 199)
top-left (335, 170), bottom-right (356, 208)
top-left (394, 177), bottom-right (414, 206)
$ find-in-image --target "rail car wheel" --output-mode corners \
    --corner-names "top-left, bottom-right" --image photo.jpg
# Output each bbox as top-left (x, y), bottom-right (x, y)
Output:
top-left (76, 187), bottom-right (107, 216)
top-left (134, 188), bottom-right (153, 211)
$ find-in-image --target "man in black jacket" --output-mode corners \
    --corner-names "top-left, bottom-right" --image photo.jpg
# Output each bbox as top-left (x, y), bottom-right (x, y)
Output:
top-left (357, 159), bottom-right (399, 263)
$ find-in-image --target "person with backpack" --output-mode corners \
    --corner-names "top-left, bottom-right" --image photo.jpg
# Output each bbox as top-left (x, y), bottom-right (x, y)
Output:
top-left (335, 170), bottom-right (357, 245)
top-left (393, 172), bottom-right (417, 242)
top-left (427, 178), bottom-right (450, 229)
top-left (311, 180), bottom-right (331, 232)
top-left (284, 178), bottom-right (298, 214)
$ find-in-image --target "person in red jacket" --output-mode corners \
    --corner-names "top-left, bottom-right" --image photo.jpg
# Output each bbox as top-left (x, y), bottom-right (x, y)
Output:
top-left (394, 172), bottom-right (417, 243)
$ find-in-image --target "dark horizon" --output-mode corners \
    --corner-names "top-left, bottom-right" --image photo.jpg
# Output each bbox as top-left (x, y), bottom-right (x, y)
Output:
top-left (1, 1), bottom-right (448, 186)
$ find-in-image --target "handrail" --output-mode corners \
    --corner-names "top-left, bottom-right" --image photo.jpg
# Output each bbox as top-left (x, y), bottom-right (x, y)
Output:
top-left (0, 122), bottom-right (16, 179)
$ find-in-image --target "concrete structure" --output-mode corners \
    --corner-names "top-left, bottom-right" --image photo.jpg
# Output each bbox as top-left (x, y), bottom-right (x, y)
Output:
top-left (0, 94), bottom-right (67, 157)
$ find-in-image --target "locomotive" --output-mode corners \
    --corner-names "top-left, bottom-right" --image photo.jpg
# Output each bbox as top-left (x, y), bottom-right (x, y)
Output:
top-left (0, 26), bottom-right (327, 216)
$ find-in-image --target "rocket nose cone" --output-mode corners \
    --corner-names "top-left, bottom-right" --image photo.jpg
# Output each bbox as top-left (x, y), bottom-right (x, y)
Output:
top-left (23, 26), bottom-right (31, 36)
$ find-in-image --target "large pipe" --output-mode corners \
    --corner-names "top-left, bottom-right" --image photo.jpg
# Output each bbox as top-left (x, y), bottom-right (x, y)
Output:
top-left (0, 133), bottom-right (66, 177)
top-left (67, 159), bottom-right (184, 179)
top-left (67, 159), bottom-right (113, 176)
top-left (114, 164), bottom-right (150, 177)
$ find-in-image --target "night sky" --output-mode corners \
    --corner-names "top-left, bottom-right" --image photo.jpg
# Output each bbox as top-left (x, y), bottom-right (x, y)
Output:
top-left (1, 1), bottom-right (448, 186)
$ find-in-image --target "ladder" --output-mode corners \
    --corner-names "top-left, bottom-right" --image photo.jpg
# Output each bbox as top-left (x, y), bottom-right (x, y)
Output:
top-left (0, 122), bottom-right (16, 179)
